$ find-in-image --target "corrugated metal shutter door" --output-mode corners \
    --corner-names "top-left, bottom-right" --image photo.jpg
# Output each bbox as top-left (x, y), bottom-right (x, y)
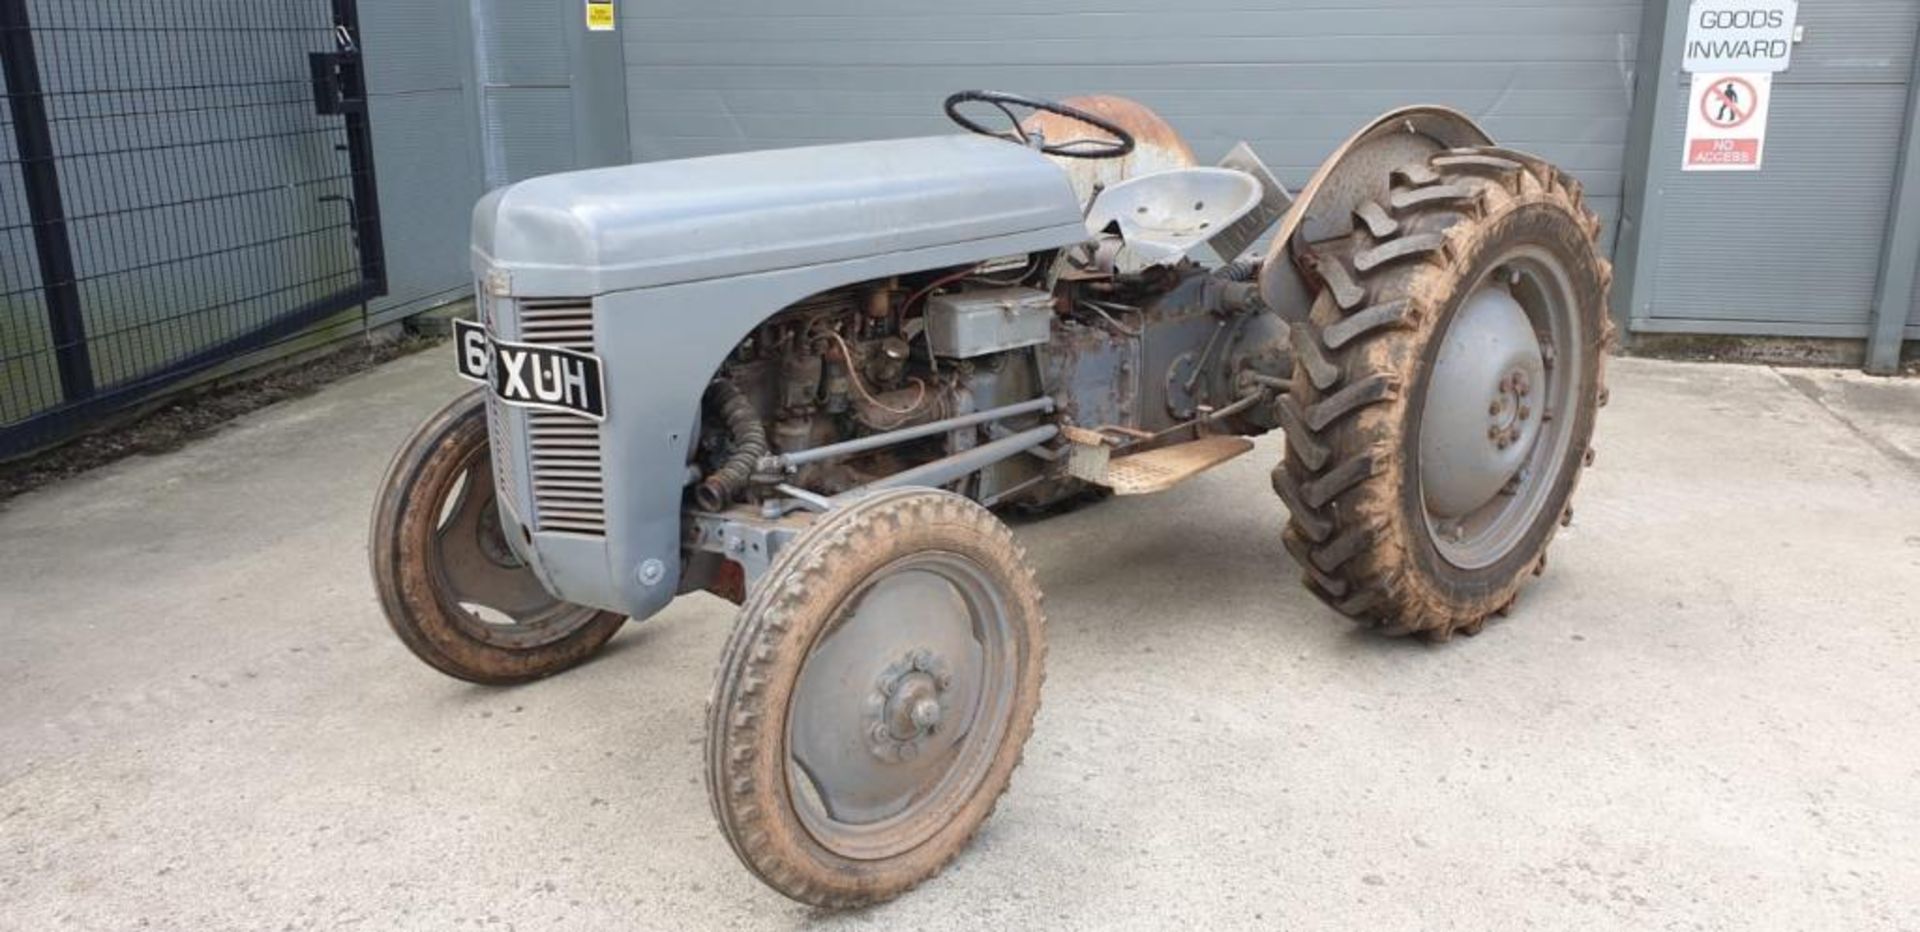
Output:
top-left (622, 1), bottom-right (1644, 253)
top-left (1911, 255), bottom-right (1920, 337)
top-left (1641, 0), bottom-right (1920, 337)
top-left (473, 0), bottom-right (579, 187)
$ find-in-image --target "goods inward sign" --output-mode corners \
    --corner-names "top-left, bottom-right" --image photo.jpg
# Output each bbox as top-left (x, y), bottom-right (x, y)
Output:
top-left (1684, 0), bottom-right (1799, 73)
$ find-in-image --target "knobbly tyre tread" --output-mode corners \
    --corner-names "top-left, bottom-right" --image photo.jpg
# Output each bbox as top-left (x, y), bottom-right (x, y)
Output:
top-left (1274, 145), bottom-right (1615, 640)
top-left (368, 388), bottom-right (626, 684)
top-left (704, 488), bottom-right (1047, 908)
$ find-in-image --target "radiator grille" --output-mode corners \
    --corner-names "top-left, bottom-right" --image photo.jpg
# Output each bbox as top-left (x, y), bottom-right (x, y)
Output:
top-left (519, 299), bottom-right (606, 536)
top-left (477, 296), bottom-right (518, 506)
top-left (485, 395), bottom-right (516, 505)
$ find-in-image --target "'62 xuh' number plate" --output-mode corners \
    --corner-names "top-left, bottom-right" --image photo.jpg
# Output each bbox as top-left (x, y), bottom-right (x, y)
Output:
top-left (453, 318), bottom-right (607, 420)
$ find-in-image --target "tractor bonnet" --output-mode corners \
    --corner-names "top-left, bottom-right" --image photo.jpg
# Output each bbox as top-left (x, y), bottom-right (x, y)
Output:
top-left (472, 135), bottom-right (1086, 298)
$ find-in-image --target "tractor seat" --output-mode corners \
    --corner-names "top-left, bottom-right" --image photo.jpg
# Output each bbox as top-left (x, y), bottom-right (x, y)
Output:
top-left (1084, 167), bottom-right (1263, 270)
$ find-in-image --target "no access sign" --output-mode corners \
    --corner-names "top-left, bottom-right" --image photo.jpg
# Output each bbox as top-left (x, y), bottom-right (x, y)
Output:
top-left (1684, 73), bottom-right (1773, 171)
top-left (1684, 0), bottom-right (1799, 73)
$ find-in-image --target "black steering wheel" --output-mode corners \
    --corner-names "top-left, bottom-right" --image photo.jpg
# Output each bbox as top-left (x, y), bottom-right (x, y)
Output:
top-left (943, 90), bottom-right (1136, 160)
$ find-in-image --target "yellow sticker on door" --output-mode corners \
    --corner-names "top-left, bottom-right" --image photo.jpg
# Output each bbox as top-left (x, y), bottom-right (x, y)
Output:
top-left (586, 0), bottom-right (615, 31)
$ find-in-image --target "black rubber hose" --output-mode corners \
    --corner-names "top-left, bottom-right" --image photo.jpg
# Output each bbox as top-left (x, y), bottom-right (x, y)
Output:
top-left (1219, 258), bottom-right (1259, 282)
top-left (695, 380), bottom-right (768, 512)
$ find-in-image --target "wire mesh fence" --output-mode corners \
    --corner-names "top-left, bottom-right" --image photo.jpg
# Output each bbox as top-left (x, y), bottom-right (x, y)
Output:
top-left (0, 0), bottom-right (383, 456)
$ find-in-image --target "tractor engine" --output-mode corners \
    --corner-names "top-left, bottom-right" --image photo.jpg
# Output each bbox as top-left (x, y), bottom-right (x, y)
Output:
top-left (695, 252), bottom-right (1291, 515)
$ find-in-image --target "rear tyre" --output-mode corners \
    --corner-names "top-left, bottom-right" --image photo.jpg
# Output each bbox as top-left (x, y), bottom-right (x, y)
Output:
top-left (369, 388), bottom-right (626, 684)
top-left (706, 489), bottom-right (1046, 907)
top-left (1273, 147), bottom-right (1613, 639)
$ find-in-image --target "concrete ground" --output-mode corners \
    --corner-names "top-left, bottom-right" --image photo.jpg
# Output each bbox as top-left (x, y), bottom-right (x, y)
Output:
top-left (2, 351), bottom-right (1917, 931)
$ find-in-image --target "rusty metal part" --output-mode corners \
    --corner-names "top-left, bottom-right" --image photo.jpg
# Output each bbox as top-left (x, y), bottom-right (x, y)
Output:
top-left (1022, 95), bottom-right (1198, 207)
top-left (1102, 436), bottom-right (1255, 495)
top-left (854, 382), bottom-right (946, 430)
top-left (369, 389), bottom-right (625, 684)
top-left (704, 557), bottom-right (747, 605)
top-left (1060, 425), bottom-right (1113, 484)
top-left (696, 380), bottom-right (769, 511)
top-left (1257, 106), bottom-right (1496, 318)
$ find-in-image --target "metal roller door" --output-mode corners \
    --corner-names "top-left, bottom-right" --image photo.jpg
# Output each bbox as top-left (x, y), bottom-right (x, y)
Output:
top-left (1634, 0), bottom-right (1920, 337)
top-left (621, 0), bottom-right (1647, 252)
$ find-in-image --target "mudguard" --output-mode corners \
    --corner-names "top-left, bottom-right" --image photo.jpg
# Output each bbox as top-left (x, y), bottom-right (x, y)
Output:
top-left (1258, 107), bottom-right (1495, 320)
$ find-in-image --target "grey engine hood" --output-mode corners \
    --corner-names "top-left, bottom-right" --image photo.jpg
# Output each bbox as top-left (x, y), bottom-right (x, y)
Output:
top-left (472, 135), bottom-right (1087, 296)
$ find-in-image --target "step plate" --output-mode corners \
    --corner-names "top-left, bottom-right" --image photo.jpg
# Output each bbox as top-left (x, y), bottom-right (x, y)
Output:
top-left (1102, 436), bottom-right (1255, 495)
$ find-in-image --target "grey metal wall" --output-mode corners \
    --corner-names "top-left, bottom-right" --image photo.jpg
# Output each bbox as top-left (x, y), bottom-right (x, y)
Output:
top-left (1635, 0), bottom-right (1920, 338)
top-left (327, 0), bottom-right (628, 328)
top-left (359, 0), bottom-right (487, 325)
top-left (469, 0), bottom-right (628, 190)
top-left (1912, 232), bottom-right (1920, 334)
top-left (621, 0), bottom-right (1646, 251)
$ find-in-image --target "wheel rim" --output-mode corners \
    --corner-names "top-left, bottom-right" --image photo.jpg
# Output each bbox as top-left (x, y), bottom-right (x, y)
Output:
top-left (1417, 246), bottom-right (1584, 570)
top-left (423, 441), bottom-right (606, 649)
top-left (785, 552), bottom-right (1017, 861)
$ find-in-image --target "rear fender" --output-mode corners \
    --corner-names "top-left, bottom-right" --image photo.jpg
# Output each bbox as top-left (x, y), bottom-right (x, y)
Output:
top-left (1257, 107), bottom-right (1495, 320)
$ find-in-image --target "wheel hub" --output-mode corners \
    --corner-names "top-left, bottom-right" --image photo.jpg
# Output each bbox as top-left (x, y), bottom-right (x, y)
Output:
top-left (786, 558), bottom-right (1001, 843)
top-left (868, 650), bottom-right (953, 761)
top-left (431, 455), bottom-right (596, 641)
top-left (1420, 284), bottom-right (1546, 519)
top-left (475, 499), bottom-right (525, 569)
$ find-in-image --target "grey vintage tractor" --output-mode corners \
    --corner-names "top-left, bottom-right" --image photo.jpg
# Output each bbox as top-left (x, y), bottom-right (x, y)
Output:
top-left (369, 92), bottom-right (1610, 906)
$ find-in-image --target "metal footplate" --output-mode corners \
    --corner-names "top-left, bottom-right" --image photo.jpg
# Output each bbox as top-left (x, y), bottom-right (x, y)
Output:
top-left (1096, 436), bottom-right (1254, 496)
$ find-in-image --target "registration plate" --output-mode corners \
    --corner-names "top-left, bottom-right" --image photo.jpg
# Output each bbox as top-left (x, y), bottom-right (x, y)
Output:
top-left (453, 318), bottom-right (607, 420)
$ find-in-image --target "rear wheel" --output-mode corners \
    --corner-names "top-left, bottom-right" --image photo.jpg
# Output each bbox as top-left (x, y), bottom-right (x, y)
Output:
top-left (1273, 147), bottom-right (1612, 639)
top-left (706, 489), bottom-right (1046, 907)
top-left (369, 389), bottom-right (626, 683)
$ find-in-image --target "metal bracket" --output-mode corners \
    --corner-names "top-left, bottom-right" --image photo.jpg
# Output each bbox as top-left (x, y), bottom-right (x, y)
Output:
top-left (687, 511), bottom-right (808, 587)
top-left (307, 51), bottom-right (365, 115)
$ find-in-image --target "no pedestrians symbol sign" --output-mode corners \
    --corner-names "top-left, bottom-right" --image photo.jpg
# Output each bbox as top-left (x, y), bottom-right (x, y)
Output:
top-left (1684, 72), bottom-right (1772, 172)
top-left (1702, 76), bottom-right (1757, 128)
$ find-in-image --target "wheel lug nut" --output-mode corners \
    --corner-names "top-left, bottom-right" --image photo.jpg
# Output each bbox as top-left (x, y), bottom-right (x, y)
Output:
top-left (1518, 404), bottom-right (1531, 421)
top-left (1489, 400), bottom-right (1504, 416)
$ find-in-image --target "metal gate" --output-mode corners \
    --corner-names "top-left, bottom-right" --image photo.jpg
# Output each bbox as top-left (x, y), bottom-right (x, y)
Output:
top-left (0, 0), bottom-right (384, 456)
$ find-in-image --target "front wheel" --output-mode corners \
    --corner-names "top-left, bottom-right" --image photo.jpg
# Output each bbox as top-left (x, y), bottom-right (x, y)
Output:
top-left (705, 489), bottom-right (1047, 907)
top-left (369, 388), bottom-right (626, 684)
top-left (1273, 147), bottom-right (1613, 640)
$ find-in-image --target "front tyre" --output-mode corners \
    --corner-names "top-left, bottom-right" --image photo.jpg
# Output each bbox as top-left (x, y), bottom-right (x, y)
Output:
top-left (706, 489), bottom-right (1046, 907)
top-left (369, 388), bottom-right (626, 684)
top-left (1274, 147), bottom-right (1613, 639)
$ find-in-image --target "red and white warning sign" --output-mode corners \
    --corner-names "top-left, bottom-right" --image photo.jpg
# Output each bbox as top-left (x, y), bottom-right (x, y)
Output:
top-left (1683, 72), bottom-right (1772, 172)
